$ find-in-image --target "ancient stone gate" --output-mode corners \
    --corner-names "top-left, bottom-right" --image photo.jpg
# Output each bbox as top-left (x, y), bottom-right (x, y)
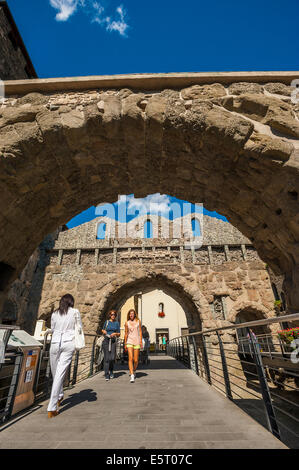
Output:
top-left (23, 213), bottom-right (277, 337)
top-left (0, 71), bottom-right (299, 313)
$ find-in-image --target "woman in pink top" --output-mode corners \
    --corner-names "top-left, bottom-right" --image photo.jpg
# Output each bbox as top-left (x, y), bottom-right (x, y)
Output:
top-left (124, 309), bottom-right (143, 383)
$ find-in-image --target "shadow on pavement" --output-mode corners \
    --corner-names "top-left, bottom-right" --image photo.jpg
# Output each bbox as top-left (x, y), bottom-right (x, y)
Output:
top-left (60, 388), bottom-right (97, 413)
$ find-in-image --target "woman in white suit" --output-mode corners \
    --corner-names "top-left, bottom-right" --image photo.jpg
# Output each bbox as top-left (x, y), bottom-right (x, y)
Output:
top-left (47, 293), bottom-right (83, 418)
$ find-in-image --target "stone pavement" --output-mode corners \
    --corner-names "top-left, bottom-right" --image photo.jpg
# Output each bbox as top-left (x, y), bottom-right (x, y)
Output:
top-left (0, 356), bottom-right (287, 449)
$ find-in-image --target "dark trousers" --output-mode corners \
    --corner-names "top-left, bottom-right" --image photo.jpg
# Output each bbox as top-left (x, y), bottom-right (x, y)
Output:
top-left (102, 337), bottom-right (116, 378)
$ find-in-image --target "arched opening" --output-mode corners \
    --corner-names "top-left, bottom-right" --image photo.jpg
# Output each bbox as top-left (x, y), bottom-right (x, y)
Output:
top-left (96, 222), bottom-right (106, 240)
top-left (0, 82), bottom-right (298, 315)
top-left (191, 217), bottom-right (201, 237)
top-left (158, 302), bottom-right (164, 313)
top-left (271, 283), bottom-right (280, 302)
top-left (119, 289), bottom-right (189, 352)
top-left (90, 273), bottom-right (203, 372)
top-left (235, 308), bottom-right (271, 340)
top-left (144, 219), bottom-right (153, 239)
top-left (96, 274), bottom-right (202, 336)
top-left (234, 308), bottom-right (272, 384)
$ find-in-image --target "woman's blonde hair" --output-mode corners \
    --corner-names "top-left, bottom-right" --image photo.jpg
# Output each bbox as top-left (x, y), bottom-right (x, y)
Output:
top-left (127, 309), bottom-right (139, 321)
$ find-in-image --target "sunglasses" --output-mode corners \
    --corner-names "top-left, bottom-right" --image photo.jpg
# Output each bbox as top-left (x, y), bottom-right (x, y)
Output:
top-left (110, 313), bottom-right (116, 316)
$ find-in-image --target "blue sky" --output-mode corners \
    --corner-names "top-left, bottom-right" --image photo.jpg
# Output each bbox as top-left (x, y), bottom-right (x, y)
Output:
top-left (68, 194), bottom-right (227, 229)
top-left (8, 0), bottom-right (299, 78)
top-left (7, 0), bottom-right (298, 228)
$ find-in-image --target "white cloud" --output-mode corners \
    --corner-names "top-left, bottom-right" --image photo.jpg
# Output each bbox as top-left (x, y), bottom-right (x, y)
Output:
top-left (92, 1), bottom-right (105, 20)
top-left (92, 3), bottom-right (128, 37)
top-left (127, 194), bottom-right (171, 215)
top-left (49, 0), bottom-right (129, 36)
top-left (105, 5), bottom-right (128, 37)
top-left (49, 0), bottom-right (81, 21)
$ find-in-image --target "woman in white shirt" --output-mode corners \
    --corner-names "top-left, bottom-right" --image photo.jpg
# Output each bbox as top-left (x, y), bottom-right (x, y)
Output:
top-left (47, 293), bottom-right (83, 418)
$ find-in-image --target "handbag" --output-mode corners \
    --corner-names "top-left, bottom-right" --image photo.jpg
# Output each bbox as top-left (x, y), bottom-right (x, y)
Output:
top-left (74, 310), bottom-right (85, 350)
top-left (96, 320), bottom-right (109, 349)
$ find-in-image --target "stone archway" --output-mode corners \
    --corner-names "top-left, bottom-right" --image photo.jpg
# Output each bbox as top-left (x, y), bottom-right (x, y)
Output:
top-left (229, 301), bottom-right (275, 339)
top-left (1, 74), bottom-right (299, 311)
top-left (227, 300), bottom-right (273, 324)
top-left (95, 272), bottom-right (206, 335)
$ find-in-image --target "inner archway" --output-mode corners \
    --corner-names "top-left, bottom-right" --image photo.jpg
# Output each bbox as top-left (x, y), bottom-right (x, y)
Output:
top-left (119, 287), bottom-right (190, 350)
top-left (96, 274), bottom-right (203, 336)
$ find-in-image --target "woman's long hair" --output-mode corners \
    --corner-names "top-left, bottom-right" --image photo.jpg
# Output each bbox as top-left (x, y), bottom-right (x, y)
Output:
top-left (108, 309), bottom-right (117, 321)
top-left (127, 309), bottom-right (139, 321)
top-left (58, 294), bottom-right (74, 315)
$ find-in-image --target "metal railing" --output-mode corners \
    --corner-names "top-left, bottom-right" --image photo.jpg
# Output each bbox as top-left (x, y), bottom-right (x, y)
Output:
top-left (0, 327), bottom-right (102, 425)
top-left (237, 333), bottom-right (296, 357)
top-left (0, 325), bottom-right (22, 423)
top-left (167, 313), bottom-right (299, 449)
top-left (1, 315), bottom-right (299, 448)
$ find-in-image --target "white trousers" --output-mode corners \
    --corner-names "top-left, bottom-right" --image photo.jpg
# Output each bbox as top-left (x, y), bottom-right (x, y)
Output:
top-left (47, 340), bottom-right (75, 412)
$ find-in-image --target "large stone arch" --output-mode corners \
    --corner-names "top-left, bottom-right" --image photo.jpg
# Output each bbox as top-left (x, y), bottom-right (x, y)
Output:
top-left (92, 270), bottom-right (210, 334)
top-left (1, 73), bottom-right (299, 311)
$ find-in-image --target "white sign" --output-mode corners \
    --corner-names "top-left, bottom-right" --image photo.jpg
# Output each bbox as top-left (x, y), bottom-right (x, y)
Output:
top-left (26, 356), bottom-right (32, 368)
top-left (24, 369), bottom-right (33, 383)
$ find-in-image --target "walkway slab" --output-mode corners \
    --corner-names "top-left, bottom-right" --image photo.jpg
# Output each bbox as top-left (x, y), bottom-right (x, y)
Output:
top-left (0, 356), bottom-right (287, 449)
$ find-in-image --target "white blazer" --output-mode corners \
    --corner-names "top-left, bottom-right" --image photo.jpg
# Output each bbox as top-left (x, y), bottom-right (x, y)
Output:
top-left (51, 307), bottom-right (82, 344)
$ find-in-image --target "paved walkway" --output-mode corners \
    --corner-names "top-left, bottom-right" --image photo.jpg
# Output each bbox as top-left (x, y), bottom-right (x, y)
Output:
top-left (0, 356), bottom-right (286, 449)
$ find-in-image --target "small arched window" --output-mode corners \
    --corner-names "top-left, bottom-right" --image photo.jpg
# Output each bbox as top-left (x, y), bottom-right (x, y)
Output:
top-left (144, 220), bottom-right (153, 239)
top-left (191, 218), bottom-right (201, 237)
top-left (96, 222), bottom-right (106, 240)
top-left (271, 283), bottom-right (280, 301)
top-left (158, 302), bottom-right (164, 312)
top-left (280, 291), bottom-right (286, 311)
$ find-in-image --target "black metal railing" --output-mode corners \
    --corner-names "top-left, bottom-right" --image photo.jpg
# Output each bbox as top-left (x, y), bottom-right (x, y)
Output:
top-left (167, 313), bottom-right (299, 449)
top-left (0, 327), bottom-right (102, 425)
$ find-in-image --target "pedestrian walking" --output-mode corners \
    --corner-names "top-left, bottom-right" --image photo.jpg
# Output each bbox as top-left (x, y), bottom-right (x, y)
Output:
top-left (124, 309), bottom-right (143, 383)
top-left (162, 334), bottom-right (167, 351)
top-left (101, 310), bottom-right (120, 381)
top-left (247, 328), bottom-right (261, 352)
top-left (47, 293), bottom-right (83, 418)
top-left (142, 325), bottom-right (150, 364)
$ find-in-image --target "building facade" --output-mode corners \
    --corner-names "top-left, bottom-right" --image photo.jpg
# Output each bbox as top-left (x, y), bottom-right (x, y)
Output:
top-left (8, 213), bottom-right (283, 337)
top-left (120, 289), bottom-right (189, 345)
top-left (0, 1), bottom-right (36, 80)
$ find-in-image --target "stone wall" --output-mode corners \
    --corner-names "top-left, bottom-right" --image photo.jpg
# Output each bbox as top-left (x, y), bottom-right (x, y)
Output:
top-left (0, 231), bottom-right (59, 332)
top-left (0, 249), bottom-right (39, 325)
top-left (54, 214), bottom-right (250, 249)
top-left (7, 212), bottom-right (280, 334)
top-left (36, 244), bottom-right (276, 337)
top-left (0, 3), bottom-right (36, 80)
top-left (0, 73), bottom-right (298, 314)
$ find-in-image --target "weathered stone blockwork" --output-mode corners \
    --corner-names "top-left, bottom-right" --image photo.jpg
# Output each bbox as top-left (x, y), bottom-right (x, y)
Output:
top-left (30, 215), bottom-right (278, 337)
top-left (0, 72), bottom-right (298, 313)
